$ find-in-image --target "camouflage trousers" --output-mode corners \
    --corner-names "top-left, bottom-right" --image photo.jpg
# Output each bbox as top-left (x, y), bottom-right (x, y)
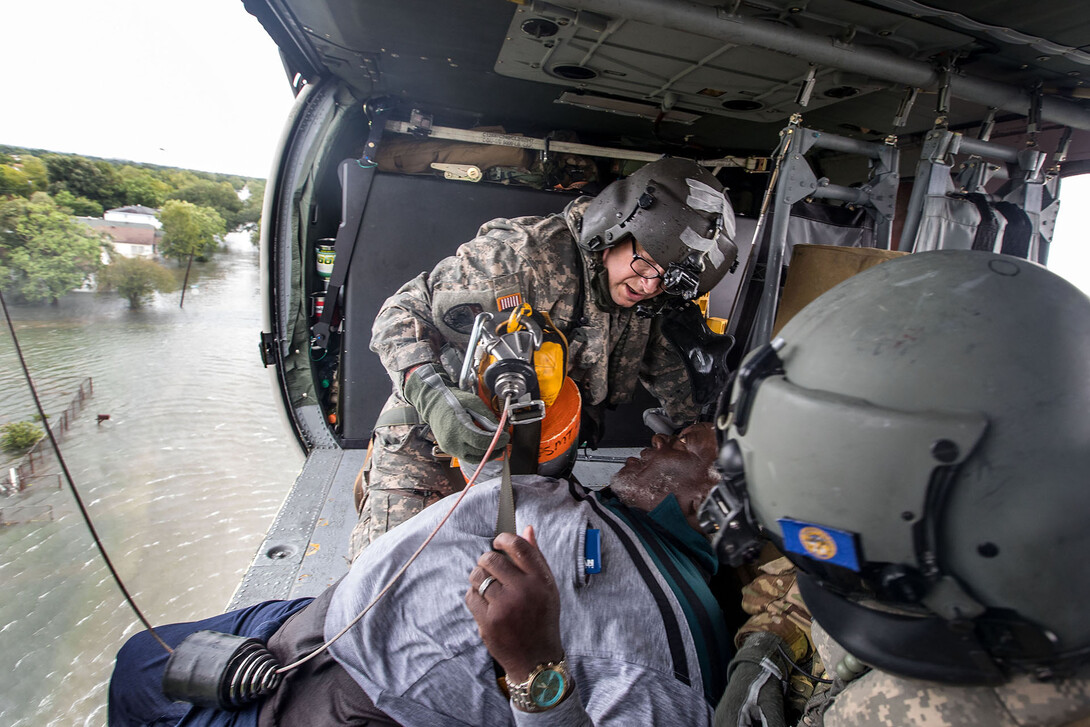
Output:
top-left (349, 421), bottom-right (464, 560)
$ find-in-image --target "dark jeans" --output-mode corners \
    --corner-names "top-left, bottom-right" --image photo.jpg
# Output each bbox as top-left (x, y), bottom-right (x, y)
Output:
top-left (108, 599), bottom-right (313, 727)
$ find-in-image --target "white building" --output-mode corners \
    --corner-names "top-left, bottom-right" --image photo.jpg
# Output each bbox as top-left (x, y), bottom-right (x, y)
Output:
top-left (104, 205), bottom-right (162, 230)
top-left (76, 217), bottom-right (160, 259)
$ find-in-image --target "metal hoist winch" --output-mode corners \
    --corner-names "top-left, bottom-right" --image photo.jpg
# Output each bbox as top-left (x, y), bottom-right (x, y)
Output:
top-left (458, 304), bottom-right (577, 477)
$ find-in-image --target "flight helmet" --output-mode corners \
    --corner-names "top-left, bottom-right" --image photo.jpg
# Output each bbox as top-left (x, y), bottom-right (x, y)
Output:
top-left (706, 250), bottom-right (1090, 684)
top-left (578, 157), bottom-right (738, 299)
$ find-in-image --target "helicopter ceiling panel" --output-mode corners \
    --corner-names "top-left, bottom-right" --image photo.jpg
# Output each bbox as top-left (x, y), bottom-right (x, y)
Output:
top-left (494, 0), bottom-right (974, 125)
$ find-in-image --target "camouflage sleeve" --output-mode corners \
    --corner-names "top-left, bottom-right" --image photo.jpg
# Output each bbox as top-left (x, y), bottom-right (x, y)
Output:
top-left (822, 668), bottom-right (1090, 727)
top-left (369, 222), bottom-right (541, 391)
top-left (639, 321), bottom-right (700, 423)
top-left (369, 272), bottom-right (446, 390)
top-left (735, 557), bottom-right (814, 662)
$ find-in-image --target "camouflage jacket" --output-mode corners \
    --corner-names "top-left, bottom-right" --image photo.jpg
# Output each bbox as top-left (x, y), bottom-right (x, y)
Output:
top-left (811, 621), bottom-right (1090, 727)
top-left (736, 559), bottom-right (1090, 727)
top-left (369, 197), bottom-right (699, 422)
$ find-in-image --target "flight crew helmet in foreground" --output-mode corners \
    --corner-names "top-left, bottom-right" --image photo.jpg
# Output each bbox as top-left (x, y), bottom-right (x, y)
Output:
top-left (707, 250), bottom-right (1090, 685)
top-left (578, 156), bottom-right (738, 299)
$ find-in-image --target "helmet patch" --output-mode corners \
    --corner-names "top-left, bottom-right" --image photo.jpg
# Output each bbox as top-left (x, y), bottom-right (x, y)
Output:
top-left (779, 518), bottom-right (861, 571)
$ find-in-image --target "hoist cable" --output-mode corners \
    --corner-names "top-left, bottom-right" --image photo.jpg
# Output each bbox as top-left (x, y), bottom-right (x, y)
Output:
top-left (0, 288), bottom-right (172, 653)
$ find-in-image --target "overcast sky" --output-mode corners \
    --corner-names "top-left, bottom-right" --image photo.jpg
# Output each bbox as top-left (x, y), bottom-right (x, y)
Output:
top-left (1, 0), bottom-right (1086, 292)
top-left (0, 0), bottom-right (294, 179)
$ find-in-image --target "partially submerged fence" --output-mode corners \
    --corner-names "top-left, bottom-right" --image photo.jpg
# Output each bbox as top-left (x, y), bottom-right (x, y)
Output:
top-left (0, 504), bottom-right (54, 526)
top-left (6, 377), bottom-right (93, 493)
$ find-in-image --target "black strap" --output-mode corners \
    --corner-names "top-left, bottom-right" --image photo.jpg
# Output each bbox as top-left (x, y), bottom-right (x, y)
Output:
top-left (950, 192), bottom-right (999, 253)
top-left (311, 109), bottom-right (387, 351)
top-left (508, 419), bottom-right (542, 475)
top-left (994, 201), bottom-right (1033, 260)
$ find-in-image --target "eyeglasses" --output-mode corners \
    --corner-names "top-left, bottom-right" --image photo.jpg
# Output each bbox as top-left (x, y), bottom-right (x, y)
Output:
top-left (628, 240), bottom-right (666, 281)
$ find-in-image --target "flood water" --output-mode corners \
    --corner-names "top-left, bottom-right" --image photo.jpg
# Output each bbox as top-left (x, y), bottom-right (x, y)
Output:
top-left (0, 234), bottom-right (303, 726)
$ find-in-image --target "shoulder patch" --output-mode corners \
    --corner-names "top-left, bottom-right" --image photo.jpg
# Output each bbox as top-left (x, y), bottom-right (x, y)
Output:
top-left (496, 293), bottom-right (522, 311)
top-left (491, 272), bottom-right (524, 312)
top-left (441, 303), bottom-right (485, 335)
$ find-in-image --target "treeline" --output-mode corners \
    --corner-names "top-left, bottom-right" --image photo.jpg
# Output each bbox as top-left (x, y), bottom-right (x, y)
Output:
top-left (0, 145), bottom-right (264, 230)
top-left (0, 146), bottom-right (266, 307)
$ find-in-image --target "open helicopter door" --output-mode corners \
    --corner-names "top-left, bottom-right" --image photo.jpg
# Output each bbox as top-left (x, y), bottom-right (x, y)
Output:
top-left (897, 124), bottom-right (1062, 264)
top-left (726, 115), bottom-right (900, 366)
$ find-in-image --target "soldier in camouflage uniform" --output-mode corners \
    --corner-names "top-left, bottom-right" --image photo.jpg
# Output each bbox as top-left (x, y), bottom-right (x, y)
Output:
top-left (708, 251), bottom-right (1090, 726)
top-left (352, 157), bottom-right (738, 556)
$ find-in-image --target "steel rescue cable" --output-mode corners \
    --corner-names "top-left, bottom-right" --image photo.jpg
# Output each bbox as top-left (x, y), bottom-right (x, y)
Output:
top-left (0, 288), bottom-right (173, 653)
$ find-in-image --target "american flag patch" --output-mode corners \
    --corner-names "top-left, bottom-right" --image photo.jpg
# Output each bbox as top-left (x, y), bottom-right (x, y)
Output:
top-left (496, 293), bottom-right (522, 311)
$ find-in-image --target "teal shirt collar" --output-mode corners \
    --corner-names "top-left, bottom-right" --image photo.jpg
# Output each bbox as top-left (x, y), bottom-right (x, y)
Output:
top-left (646, 494), bottom-right (719, 576)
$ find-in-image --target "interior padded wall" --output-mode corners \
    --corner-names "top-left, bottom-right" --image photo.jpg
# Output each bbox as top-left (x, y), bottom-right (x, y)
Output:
top-left (339, 173), bottom-right (573, 445)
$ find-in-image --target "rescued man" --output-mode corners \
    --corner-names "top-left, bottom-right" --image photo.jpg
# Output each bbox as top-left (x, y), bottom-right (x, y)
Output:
top-left (354, 156), bottom-right (738, 556)
top-left (109, 422), bottom-right (734, 726)
top-left (707, 251), bottom-right (1090, 727)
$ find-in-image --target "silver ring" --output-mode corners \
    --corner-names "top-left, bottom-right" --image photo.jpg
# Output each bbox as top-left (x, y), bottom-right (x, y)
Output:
top-left (478, 575), bottom-right (497, 598)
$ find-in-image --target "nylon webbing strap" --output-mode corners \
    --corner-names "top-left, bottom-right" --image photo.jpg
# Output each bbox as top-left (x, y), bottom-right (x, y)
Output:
top-left (959, 192), bottom-right (1000, 252)
top-left (495, 455), bottom-right (517, 538)
top-left (311, 159), bottom-right (376, 350)
top-left (508, 419), bottom-right (542, 476)
top-left (995, 202), bottom-right (1033, 260)
top-left (311, 107), bottom-right (387, 351)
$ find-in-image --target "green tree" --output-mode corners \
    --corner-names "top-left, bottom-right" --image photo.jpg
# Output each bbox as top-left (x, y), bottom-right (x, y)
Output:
top-left (163, 169), bottom-right (201, 189)
top-left (18, 155), bottom-right (50, 194)
top-left (118, 165), bottom-right (171, 208)
top-left (53, 190), bottom-right (104, 217)
top-left (158, 200), bottom-right (225, 262)
top-left (0, 421), bottom-right (43, 455)
top-left (98, 256), bottom-right (176, 308)
top-left (0, 193), bottom-right (105, 303)
top-left (236, 179), bottom-right (265, 231)
top-left (167, 179), bottom-right (243, 229)
top-left (0, 165), bottom-right (33, 197)
top-left (43, 154), bottom-right (124, 209)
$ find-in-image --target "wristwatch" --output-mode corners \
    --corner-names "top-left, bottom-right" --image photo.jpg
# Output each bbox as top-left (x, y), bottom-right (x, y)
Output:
top-left (507, 659), bottom-right (572, 713)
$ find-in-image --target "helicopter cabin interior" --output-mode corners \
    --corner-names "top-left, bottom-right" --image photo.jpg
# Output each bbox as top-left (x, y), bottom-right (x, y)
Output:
top-left (234, 0), bottom-right (1090, 608)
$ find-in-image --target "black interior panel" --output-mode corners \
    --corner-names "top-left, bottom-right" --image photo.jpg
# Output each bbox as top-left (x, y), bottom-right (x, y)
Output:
top-left (340, 173), bottom-right (572, 445)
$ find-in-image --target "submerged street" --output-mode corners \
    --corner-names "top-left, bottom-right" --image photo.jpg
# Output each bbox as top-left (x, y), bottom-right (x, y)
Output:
top-left (0, 234), bottom-right (302, 725)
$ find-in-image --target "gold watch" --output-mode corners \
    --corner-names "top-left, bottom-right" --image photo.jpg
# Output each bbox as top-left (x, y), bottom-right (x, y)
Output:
top-left (506, 659), bottom-right (572, 713)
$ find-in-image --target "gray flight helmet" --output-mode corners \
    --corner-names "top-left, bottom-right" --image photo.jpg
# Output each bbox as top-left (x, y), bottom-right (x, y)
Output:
top-left (719, 250), bottom-right (1090, 684)
top-left (578, 157), bottom-right (738, 299)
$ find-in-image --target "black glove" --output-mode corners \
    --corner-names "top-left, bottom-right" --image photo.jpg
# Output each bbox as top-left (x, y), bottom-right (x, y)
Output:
top-left (714, 632), bottom-right (790, 727)
top-left (402, 364), bottom-right (509, 463)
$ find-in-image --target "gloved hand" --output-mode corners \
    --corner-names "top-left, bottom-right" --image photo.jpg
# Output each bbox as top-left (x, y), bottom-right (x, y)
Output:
top-left (714, 631), bottom-right (790, 727)
top-left (403, 364), bottom-right (509, 463)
